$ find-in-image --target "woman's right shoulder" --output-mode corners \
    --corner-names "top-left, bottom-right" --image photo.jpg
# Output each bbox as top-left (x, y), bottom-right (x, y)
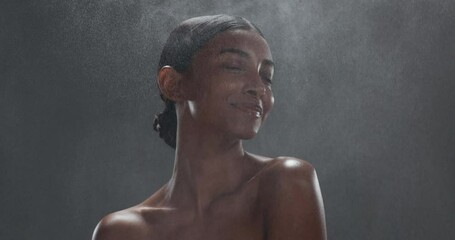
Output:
top-left (92, 185), bottom-right (171, 240)
top-left (92, 208), bottom-right (151, 240)
top-left (92, 187), bottom-right (169, 240)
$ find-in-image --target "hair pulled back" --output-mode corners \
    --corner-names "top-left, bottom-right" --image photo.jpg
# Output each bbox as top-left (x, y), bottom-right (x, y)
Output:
top-left (153, 14), bottom-right (264, 149)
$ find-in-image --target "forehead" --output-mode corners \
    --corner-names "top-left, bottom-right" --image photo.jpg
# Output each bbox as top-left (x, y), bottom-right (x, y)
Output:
top-left (193, 29), bottom-right (273, 62)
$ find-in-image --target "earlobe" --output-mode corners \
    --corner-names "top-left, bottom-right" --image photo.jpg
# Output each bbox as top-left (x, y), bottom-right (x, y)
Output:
top-left (157, 66), bottom-right (185, 102)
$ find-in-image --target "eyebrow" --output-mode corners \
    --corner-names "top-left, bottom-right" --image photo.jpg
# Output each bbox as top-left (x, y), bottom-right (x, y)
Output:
top-left (219, 48), bottom-right (275, 68)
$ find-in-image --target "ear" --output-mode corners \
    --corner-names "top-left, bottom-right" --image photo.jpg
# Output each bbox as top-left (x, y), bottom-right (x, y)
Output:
top-left (157, 66), bottom-right (186, 102)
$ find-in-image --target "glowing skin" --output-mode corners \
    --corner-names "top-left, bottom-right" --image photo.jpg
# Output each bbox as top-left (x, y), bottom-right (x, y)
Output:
top-left (93, 29), bottom-right (327, 240)
top-left (182, 29), bottom-right (275, 140)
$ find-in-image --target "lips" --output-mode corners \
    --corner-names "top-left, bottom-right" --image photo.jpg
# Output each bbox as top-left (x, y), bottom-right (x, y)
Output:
top-left (230, 102), bottom-right (263, 118)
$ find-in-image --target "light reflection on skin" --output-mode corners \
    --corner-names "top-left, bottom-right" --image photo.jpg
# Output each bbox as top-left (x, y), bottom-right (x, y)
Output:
top-left (283, 159), bottom-right (305, 168)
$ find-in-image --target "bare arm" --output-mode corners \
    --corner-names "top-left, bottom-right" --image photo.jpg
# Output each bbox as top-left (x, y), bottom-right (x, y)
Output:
top-left (264, 158), bottom-right (327, 240)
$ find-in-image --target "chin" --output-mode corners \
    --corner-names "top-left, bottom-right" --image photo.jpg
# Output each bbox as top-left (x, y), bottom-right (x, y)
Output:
top-left (235, 126), bottom-right (261, 140)
top-left (239, 132), bottom-right (257, 140)
top-left (225, 120), bottom-right (262, 140)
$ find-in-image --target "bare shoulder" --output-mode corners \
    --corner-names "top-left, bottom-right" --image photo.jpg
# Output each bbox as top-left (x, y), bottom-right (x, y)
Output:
top-left (92, 208), bottom-right (150, 240)
top-left (261, 156), bottom-right (317, 183)
top-left (256, 156), bottom-right (327, 239)
top-left (92, 186), bottom-right (170, 240)
top-left (261, 156), bottom-right (322, 204)
top-left (244, 153), bottom-right (319, 195)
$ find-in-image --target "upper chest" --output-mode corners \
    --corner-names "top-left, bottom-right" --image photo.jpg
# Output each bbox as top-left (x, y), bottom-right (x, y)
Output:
top-left (145, 178), bottom-right (266, 240)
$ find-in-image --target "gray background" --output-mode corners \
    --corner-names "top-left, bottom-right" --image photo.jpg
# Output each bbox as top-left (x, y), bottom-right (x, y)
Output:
top-left (1, 0), bottom-right (454, 239)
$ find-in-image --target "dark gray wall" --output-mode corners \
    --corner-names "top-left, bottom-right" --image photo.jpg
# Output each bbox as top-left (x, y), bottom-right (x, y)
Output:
top-left (1, 0), bottom-right (454, 239)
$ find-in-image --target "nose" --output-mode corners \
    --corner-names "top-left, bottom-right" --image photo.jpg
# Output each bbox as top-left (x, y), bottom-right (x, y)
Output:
top-left (244, 73), bottom-right (266, 98)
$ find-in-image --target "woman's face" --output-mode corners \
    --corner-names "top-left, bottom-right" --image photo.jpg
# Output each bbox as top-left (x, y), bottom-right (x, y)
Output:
top-left (182, 29), bottom-right (274, 140)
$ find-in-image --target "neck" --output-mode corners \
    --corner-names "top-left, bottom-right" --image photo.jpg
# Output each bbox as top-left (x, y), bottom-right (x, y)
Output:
top-left (164, 109), bottom-right (249, 214)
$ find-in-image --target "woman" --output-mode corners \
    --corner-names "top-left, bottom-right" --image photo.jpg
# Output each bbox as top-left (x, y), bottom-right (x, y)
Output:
top-left (93, 14), bottom-right (327, 240)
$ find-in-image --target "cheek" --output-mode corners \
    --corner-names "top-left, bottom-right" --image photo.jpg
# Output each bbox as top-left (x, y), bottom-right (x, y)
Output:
top-left (263, 92), bottom-right (274, 117)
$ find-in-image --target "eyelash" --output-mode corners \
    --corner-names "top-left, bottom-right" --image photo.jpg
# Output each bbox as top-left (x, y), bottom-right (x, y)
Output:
top-left (223, 64), bottom-right (273, 85)
top-left (263, 77), bottom-right (273, 85)
top-left (224, 65), bottom-right (243, 71)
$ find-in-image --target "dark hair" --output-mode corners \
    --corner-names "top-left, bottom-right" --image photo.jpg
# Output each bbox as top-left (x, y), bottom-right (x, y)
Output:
top-left (153, 14), bottom-right (264, 149)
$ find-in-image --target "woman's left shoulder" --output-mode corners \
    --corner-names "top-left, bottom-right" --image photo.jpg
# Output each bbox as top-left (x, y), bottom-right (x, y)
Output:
top-left (245, 152), bottom-right (319, 191)
top-left (257, 155), bottom-right (317, 183)
top-left (253, 155), bottom-right (327, 239)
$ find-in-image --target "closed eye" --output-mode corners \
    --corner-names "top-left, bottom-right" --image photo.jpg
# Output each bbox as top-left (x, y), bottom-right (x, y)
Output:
top-left (262, 76), bottom-right (273, 85)
top-left (223, 64), bottom-right (244, 71)
top-left (260, 71), bottom-right (273, 85)
top-left (260, 66), bottom-right (273, 85)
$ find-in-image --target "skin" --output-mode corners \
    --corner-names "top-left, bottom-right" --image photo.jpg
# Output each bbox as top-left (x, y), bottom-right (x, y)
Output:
top-left (93, 29), bottom-right (327, 240)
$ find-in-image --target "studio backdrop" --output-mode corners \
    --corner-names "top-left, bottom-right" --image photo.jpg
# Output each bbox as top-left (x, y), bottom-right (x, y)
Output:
top-left (1, 0), bottom-right (454, 239)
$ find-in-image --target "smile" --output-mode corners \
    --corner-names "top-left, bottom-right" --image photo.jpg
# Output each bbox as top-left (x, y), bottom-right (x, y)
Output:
top-left (230, 103), bottom-right (263, 118)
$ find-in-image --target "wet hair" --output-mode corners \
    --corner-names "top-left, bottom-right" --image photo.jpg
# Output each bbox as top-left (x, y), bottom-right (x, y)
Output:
top-left (153, 14), bottom-right (264, 149)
